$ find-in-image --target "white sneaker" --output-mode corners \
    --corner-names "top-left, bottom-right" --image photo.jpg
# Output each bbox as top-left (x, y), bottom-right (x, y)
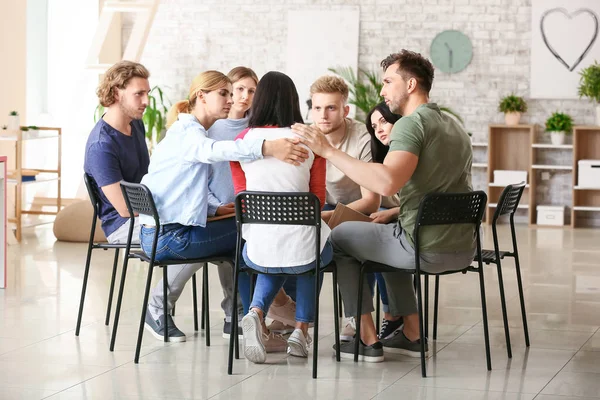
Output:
top-left (242, 310), bottom-right (266, 364)
top-left (287, 328), bottom-right (312, 358)
top-left (340, 317), bottom-right (356, 341)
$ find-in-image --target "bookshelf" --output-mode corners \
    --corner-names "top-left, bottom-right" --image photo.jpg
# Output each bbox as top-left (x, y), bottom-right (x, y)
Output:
top-left (572, 126), bottom-right (600, 228)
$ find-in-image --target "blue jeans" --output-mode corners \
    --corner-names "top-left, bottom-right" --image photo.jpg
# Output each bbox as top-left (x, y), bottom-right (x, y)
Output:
top-left (140, 219), bottom-right (250, 316)
top-left (243, 241), bottom-right (333, 323)
top-left (323, 203), bottom-right (390, 312)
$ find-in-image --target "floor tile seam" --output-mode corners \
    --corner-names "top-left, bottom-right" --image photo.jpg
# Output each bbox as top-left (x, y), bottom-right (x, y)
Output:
top-left (531, 325), bottom-right (600, 397)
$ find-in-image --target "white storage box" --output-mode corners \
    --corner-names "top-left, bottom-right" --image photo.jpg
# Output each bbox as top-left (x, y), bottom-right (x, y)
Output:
top-left (493, 170), bottom-right (528, 185)
top-left (578, 160), bottom-right (600, 188)
top-left (536, 205), bottom-right (565, 226)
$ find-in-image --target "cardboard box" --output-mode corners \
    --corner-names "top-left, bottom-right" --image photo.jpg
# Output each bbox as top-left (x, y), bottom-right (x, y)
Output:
top-left (327, 203), bottom-right (373, 229)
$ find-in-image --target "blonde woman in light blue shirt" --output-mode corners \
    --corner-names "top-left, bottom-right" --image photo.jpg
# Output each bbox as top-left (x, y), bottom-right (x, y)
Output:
top-left (138, 70), bottom-right (309, 342)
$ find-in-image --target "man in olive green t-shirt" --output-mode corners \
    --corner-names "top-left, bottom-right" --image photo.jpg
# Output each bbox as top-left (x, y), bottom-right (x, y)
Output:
top-left (292, 50), bottom-right (476, 362)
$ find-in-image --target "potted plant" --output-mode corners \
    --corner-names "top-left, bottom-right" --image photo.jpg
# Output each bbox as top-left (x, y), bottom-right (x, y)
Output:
top-left (545, 112), bottom-right (573, 145)
top-left (93, 85), bottom-right (170, 152)
top-left (578, 60), bottom-right (600, 125)
top-left (8, 110), bottom-right (19, 131)
top-left (498, 94), bottom-right (527, 126)
top-left (28, 125), bottom-right (39, 137)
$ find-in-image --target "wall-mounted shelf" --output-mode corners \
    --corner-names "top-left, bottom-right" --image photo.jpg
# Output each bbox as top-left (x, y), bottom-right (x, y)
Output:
top-left (531, 143), bottom-right (573, 149)
top-left (531, 164), bottom-right (573, 170)
top-left (471, 142), bottom-right (488, 147)
top-left (472, 163), bottom-right (488, 168)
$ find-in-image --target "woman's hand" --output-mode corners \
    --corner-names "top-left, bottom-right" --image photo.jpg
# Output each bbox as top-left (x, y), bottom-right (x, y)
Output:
top-left (216, 202), bottom-right (235, 216)
top-left (370, 207), bottom-right (399, 224)
top-left (263, 137), bottom-right (309, 166)
top-left (291, 123), bottom-right (334, 158)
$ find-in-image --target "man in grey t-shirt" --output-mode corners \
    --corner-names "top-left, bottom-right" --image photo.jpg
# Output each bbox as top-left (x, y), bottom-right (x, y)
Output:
top-left (293, 50), bottom-right (475, 362)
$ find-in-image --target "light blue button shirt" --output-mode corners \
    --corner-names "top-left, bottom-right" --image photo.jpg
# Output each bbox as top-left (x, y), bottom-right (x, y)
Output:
top-left (139, 113), bottom-right (264, 227)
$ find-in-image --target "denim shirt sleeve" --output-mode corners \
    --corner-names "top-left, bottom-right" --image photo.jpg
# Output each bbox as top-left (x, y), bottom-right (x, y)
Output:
top-left (207, 190), bottom-right (222, 216)
top-left (182, 125), bottom-right (264, 164)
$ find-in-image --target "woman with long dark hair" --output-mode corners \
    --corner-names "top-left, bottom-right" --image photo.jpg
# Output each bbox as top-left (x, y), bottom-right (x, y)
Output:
top-left (230, 71), bottom-right (331, 364)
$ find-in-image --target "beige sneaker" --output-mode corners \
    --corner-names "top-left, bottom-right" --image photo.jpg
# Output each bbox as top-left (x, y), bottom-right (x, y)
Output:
top-left (340, 317), bottom-right (356, 341)
top-left (266, 296), bottom-right (296, 327)
top-left (264, 331), bottom-right (288, 353)
top-left (267, 319), bottom-right (295, 335)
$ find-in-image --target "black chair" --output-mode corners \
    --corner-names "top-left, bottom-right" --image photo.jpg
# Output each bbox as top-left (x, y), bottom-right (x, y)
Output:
top-left (75, 173), bottom-right (141, 336)
top-left (355, 191), bottom-right (490, 377)
top-left (227, 191), bottom-right (341, 379)
top-left (111, 181), bottom-right (234, 363)
top-left (432, 182), bottom-right (529, 359)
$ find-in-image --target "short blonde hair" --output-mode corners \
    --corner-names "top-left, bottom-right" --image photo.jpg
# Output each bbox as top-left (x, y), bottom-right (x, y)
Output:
top-left (166, 70), bottom-right (231, 128)
top-left (227, 66), bottom-right (259, 85)
top-left (309, 75), bottom-right (349, 103)
top-left (96, 61), bottom-right (150, 107)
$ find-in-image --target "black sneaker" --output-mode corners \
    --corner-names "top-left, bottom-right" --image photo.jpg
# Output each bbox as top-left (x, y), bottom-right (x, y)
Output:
top-left (380, 330), bottom-right (428, 357)
top-left (378, 317), bottom-right (403, 340)
top-left (144, 310), bottom-right (186, 342)
top-left (332, 339), bottom-right (384, 363)
top-left (222, 319), bottom-right (244, 339)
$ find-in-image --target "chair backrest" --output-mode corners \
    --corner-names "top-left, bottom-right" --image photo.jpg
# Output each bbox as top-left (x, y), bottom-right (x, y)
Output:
top-left (83, 173), bottom-right (101, 215)
top-left (234, 191), bottom-right (321, 227)
top-left (119, 180), bottom-right (160, 226)
top-left (492, 182), bottom-right (527, 223)
top-left (415, 191), bottom-right (487, 229)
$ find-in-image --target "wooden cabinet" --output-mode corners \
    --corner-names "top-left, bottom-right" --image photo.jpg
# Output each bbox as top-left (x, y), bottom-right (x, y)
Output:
top-left (572, 126), bottom-right (600, 228)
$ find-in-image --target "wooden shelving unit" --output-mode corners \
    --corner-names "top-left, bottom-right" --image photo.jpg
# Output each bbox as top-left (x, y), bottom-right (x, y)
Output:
top-left (572, 126), bottom-right (600, 228)
top-left (486, 124), bottom-right (534, 224)
top-left (0, 127), bottom-right (62, 241)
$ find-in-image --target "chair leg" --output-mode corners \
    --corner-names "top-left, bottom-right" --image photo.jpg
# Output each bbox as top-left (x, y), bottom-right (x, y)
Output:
top-left (192, 273), bottom-right (198, 332)
top-left (332, 267), bottom-right (340, 362)
top-left (203, 263), bottom-right (210, 346)
top-left (75, 243), bottom-right (95, 336)
top-left (514, 254), bottom-right (530, 347)
top-left (228, 260), bottom-right (240, 375)
top-left (424, 275), bottom-right (429, 339)
top-left (135, 265), bottom-right (155, 363)
top-left (478, 266), bottom-right (492, 371)
top-left (105, 249), bottom-right (120, 326)
top-left (375, 283), bottom-right (381, 336)
top-left (338, 289), bottom-right (343, 318)
top-left (200, 278), bottom-right (205, 331)
top-left (415, 272), bottom-right (427, 378)
top-left (109, 254), bottom-right (131, 351)
top-left (163, 266), bottom-right (169, 343)
top-left (312, 267), bottom-right (321, 379)
top-left (354, 267), bottom-right (365, 362)
top-left (433, 275), bottom-right (439, 341)
top-left (496, 259), bottom-right (512, 358)
top-left (171, 304), bottom-right (176, 317)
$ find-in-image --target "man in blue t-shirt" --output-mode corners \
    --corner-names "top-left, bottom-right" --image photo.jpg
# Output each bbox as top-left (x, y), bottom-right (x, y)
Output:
top-left (84, 61), bottom-right (189, 342)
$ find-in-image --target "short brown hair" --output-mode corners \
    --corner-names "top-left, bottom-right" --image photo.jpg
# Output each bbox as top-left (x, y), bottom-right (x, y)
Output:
top-left (309, 75), bottom-right (349, 103)
top-left (96, 61), bottom-right (150, 107)
top-left (381, 50), bottom-right (435, 94)
top-left (227, 66), bottom-right (259, 85)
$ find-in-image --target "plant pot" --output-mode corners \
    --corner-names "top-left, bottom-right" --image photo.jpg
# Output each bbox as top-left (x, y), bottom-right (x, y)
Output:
top-left (550, 131), bottom-right (566, 145)
top-left (28, 129), bottom-right (39, 137)
top-left (596, 104), bottom-right (600, 126)
top-left (7, 115), bottom-right (19, 132)
top-left (504, 112), bottom-right (521, 126)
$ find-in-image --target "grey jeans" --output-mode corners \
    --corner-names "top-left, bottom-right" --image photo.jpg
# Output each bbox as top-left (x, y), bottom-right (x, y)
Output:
top-left (331, 221), bottom-right (475, 318)
top-left (107, 219), bottom-right (239, 319)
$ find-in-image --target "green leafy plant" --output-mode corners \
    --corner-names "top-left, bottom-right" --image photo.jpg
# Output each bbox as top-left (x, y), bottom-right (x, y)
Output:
top-left (328, 66), bottom-right (382, 123)
top-left (20, 126), bottom-right (29, 131)
top-left (498, 94), bottom-right (527, 113)
top-left (1, 125), bottom-right (7, 130)
top-left (9, 111), bottom-right (18, 116)
top-left (578, 60), bottom-right (600, 103)
top-left (545, 112), bottom-right (574, 134)
top-left (93, 85), bottom-right (170, 144)
top-left (28, 125), bottom-right (39, 130)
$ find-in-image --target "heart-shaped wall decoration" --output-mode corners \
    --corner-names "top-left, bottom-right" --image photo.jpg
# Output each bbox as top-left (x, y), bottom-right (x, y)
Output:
top-left (540, 7), bottom-right (599, 72)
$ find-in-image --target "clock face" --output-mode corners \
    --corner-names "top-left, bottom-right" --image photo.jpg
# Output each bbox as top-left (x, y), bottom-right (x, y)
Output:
top-left (430, 30), bottom-right (473, 74)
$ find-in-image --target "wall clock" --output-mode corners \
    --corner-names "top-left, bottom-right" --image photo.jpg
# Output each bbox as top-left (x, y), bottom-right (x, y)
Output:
top-left (430, 30), bottom-right (473, 74)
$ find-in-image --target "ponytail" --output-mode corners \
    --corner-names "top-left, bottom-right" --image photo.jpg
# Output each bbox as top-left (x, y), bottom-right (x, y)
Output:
top-left (166, 100), bottom-right (190, 128)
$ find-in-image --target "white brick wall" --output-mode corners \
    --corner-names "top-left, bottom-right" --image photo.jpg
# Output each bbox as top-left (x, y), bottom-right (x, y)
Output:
top-left (130, 0), bottom-right (597, 210)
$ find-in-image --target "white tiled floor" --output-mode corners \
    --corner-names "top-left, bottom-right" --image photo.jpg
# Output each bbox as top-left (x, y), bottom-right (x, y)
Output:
top-left (2, 224), bottom-right (600, 399)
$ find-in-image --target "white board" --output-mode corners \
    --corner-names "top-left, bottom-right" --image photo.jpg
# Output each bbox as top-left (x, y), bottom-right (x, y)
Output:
top-left (286, 8), bottom-right (360, 122)
top-left (531, 0), bottom-right (600, 99)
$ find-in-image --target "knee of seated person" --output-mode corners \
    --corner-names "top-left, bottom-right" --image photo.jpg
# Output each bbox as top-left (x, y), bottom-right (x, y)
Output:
top-left (330, 221), bottom-right (360, 251)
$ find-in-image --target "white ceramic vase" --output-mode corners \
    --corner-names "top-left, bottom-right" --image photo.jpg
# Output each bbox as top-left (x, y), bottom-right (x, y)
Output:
top-left (550, 131), bottom-right (566, 145)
